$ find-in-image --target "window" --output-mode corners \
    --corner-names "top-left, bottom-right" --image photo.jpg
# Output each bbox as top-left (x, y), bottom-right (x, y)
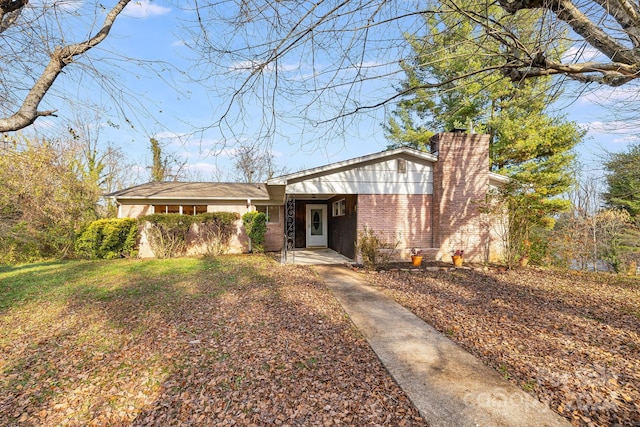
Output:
top-left (152, 205), bottom-right (207, 215)
top-left (183, 205), bottom-right (208, 215)
top-left (332, 199), bottom-right (346, 217)
top-left (256, 205), bottom-right (281, 223)
top-left (153, 205), bottom-right (168, 214)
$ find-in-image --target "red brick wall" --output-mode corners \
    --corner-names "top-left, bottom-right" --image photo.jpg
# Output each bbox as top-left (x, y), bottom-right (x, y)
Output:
top-left (431, 132), bottom-right (490, 262)
top-left (357, 194), bottom-right (433, 260)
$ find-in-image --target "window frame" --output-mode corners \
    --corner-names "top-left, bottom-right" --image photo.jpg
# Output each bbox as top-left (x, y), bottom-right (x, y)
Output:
top-left (332, 199), bottom-right (346, 217)
top-left (256, 205), bottom-right (281, 223)
top-left (152, 204), bottom-right (208, 215)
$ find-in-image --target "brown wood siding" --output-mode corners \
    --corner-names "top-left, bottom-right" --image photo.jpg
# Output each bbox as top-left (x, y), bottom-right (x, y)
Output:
top-left (294, 201), bottom-right (307, 248)
top-left (328, 194), bottom-right (357, 259)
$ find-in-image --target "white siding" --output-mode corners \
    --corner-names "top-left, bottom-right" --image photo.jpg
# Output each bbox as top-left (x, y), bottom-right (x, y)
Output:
top-left (286, 158), bottom-right (433, 195)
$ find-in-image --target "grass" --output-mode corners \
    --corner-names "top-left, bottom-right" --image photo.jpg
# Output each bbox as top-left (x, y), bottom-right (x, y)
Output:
top-left (0, 257), bottom-right (256, 424)
top-left (0, 255), bottom-right (423, 426)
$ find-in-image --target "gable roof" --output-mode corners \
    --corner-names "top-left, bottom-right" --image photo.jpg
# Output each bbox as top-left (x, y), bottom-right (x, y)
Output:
top-left (106, 182), bottom-right (270, 201)
top-left (267, 147), bottom-right (438, 185)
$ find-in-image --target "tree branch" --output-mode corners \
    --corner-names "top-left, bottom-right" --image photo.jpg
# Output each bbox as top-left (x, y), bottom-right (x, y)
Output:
top-left (491, 0), bottom-right (640, 84)
top-left (0, 0), bottom-right (131, 133)
top-left (0, 0), bottom-right (28, 33)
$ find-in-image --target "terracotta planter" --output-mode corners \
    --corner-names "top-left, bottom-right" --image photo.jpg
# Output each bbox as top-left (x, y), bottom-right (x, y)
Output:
top-left (411, 255), bottom-right (423, 267)
top-left (452, 255), bottom-right (463, 267)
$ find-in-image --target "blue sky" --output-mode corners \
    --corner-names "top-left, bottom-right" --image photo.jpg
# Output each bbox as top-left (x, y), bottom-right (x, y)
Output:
top-left (28, 1), bottom-right (640, 186)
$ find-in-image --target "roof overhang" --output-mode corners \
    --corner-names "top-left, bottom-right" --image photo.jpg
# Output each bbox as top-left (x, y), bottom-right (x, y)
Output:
top-left (267, 147), bottom-right (438, 185)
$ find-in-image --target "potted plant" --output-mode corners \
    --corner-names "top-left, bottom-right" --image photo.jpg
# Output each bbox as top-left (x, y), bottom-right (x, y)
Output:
top-left (410, 248), bottom-right (423, 267)
top-left (452, 249), bottom-right (464, 267)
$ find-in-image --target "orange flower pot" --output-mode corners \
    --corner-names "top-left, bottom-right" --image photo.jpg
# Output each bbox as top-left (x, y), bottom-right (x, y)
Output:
top-left (452, 255), bottom-right (463, 267)
top-left (411, 255), bottom-right (423, 267)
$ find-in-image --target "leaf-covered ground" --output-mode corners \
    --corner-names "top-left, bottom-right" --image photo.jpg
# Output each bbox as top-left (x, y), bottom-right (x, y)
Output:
top-left (0, 256), bottom-right (425, 426)
top-left (369, 267), bottom-right (640, 426)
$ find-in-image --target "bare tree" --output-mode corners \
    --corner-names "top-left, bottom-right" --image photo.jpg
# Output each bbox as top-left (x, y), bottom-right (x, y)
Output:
top-left (495, 0), bottom-right (640, 86)
top-left (0, 0), bottom-right (131, 132)
top-left (232, 141), bottom-right (284, 183)
top-left (186, 0), bottom-right (640, 137)
top-left (4, 1), bottom-right (638, 140)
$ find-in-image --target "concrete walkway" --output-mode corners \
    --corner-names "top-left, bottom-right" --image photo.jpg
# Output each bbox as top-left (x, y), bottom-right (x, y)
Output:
top-left (314, 265), bottom-right (571, 427)
top-left (281, 248), bottom-right (353, 265)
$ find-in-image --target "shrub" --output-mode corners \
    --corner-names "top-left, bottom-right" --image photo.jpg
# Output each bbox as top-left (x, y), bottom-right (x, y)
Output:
top-left (140, 214), bottom-right (194, 259)
top-left (242, 211), bottom-right (267, 252)
top-left (75, 218), bottom-right (138, 259)
top-left (356, 226), bottom-right (399, 270)
top-left (140, 212), bottom-right (241, 258)
top-left (194, 212), bottom-right (240, 256)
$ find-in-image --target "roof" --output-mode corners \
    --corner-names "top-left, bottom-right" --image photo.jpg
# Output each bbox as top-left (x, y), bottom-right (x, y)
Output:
top-left (267, 147), bottom-right (438, 185)
top-left (106, 182), bottom-right (270, 200)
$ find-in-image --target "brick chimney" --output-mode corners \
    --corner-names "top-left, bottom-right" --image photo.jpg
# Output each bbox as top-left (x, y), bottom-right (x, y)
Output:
top-left (431, 132), bottom-right (490, 262)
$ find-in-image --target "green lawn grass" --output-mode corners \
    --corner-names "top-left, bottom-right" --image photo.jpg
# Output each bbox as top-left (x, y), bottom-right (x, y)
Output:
top-left (0, 256), bottom-right (271, 424)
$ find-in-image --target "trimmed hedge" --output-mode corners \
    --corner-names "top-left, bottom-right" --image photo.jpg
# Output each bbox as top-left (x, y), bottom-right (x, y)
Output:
top-left (75, 218), bottom-right (138, 259)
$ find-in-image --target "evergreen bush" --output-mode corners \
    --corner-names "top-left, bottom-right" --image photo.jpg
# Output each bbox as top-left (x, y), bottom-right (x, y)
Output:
top-left (75, 218), bottom-right (138, 259)
top-left (242, 211), bottom-right (267, 252)
top-left (140, 214), bottom-right (193, 259)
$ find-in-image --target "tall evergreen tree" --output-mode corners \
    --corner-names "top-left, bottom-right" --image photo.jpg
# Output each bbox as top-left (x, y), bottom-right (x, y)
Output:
top-left (386, 2), bottom-right (583, 205)
top-left (604, 143), bottom-right (640, 218)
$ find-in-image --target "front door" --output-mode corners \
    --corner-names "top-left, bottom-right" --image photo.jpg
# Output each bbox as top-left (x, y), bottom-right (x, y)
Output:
top-left (306, 204), bottom-right (327, 247)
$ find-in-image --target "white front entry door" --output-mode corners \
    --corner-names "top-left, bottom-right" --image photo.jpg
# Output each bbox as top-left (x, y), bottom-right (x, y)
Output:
top-left (306, 204), bottom-right (328, 247)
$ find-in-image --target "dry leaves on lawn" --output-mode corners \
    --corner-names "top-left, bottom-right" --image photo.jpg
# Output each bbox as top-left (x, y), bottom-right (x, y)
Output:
top-left (0, 256), bottom-right (425, 426)
top-left (370, 267), bottom-right (640, 427)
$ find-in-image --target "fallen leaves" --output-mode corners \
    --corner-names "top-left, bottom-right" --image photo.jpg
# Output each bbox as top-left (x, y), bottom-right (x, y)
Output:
top-left (0, 256), bottom-right (425, 425)
top-left (370, 267), bottom-right (640, 426)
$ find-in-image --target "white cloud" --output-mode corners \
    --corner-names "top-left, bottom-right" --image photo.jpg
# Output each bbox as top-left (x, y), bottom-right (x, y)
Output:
top-left (582, 121), bottom-right (639, 134)
top-left (612, 135), bottom-right (640, 144)
top-left (561, 44), bottom-right (604, 63)
top-left (578, 86), bottom-right (640, 106)
top-left (229, 60), bottom-right (303, 73)
top-left (123, 0), bottom-right (171, 18)
top-left (185, 162), bottom-right (220, 175)
top-left (53, 0), bottom-right (83, 12)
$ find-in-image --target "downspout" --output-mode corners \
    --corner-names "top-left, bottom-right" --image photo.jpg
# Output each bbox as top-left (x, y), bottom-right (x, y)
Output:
top-left (247, 198), bottom-right (252, 253)
top-left (431, 154), bottom-right (437, 250)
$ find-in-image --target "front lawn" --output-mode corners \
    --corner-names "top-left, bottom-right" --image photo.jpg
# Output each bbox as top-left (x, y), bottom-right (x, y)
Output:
top-left (0, 256), bottom-right (424, 426)
top-left (370, 267), bottom-right (640, 426)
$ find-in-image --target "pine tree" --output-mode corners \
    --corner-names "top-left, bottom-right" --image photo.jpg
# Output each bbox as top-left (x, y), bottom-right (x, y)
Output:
top-left (385, 3), bottom-right (584, 264)
top-left (604, 143), bottom-right (640, 218)
top-left (385, 2), bottom-right (583, 206)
